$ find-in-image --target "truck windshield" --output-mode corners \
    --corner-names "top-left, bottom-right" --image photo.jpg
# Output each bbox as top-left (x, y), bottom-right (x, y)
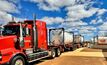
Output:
top-left (2, 26), bottom-right (20, 35)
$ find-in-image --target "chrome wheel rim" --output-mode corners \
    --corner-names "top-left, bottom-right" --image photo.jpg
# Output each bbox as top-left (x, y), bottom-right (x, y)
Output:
top-left (52, 50), bottom-right (55, 57)
top-left (58, 49), bottom-right (61, 56)
top-left (15, 59), bottom-right (23, 65)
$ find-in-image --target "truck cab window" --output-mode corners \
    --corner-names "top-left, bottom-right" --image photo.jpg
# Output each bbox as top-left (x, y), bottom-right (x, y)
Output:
top-left (2, 26), bottom-right (20, 35)
top-left (23, 28), bottom-right (26, 37)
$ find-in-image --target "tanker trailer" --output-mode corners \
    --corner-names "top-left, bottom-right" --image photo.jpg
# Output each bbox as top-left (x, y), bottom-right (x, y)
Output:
top-left (74, 35), bottom-right (83, 48)
top-left (49, 28), bottom-right (74, 52)
top-left (64, 31), bottom-right (74, 51)
top-left (98, 36), bottom-right (107, 45)
top-left (92, 36), bottom-right (107, 49)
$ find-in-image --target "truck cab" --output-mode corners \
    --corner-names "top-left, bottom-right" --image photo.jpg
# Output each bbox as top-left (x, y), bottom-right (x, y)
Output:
top-left (0, 20), bottom-right (49, 65)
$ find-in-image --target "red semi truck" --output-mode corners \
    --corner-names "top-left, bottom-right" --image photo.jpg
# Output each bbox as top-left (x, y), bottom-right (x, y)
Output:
top-left (0, 16), bottom-right (61, 65)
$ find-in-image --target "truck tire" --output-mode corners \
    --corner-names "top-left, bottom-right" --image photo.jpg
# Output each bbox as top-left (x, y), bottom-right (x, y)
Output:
top-left (10, 56), bottom-right (25, 65)
top-left (64, 48), bottom-right (68, 52)
top-left (56, 48), bottom-right (61, 57)
top-left (70, 47), bottom-right (73, 51)
top-left (50, 48), bottom-right (56, 58)
top-left (73, 44), bottom-right (77, 50)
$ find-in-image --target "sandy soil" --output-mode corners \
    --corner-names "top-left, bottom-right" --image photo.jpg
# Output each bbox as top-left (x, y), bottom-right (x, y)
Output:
top-left (30, 48), bottom-right (107, 65)
top-left (35, 56), bottom-right (107, 65)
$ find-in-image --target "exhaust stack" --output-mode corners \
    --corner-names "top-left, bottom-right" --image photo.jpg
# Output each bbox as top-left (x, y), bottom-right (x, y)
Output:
top-left (33, 14), bottom-right (38, 52)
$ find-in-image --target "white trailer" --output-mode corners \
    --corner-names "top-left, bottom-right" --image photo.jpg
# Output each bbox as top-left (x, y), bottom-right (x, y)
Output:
top-left (49, 28), bottom-right (74, 51)
top-left (97, 36), bottom-right (107, 44)
top-left (74, 35), bottom-right (84, 48)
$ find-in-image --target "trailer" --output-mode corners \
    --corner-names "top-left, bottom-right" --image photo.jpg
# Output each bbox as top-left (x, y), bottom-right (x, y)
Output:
top-left (0, 15), bottom-right (61, 65)
top-left (74, 35), bottom-right (84, 48)
top-left (97, 36), bottom-right (107, 45)
top-left (92, 36), bottom-right (107, 49)
top-left (49, 28), bottom-right (74, 52)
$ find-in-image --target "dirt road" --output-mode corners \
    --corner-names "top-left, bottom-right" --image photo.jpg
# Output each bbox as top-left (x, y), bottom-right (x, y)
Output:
top-left (31, 48), bottom-right (107, 65)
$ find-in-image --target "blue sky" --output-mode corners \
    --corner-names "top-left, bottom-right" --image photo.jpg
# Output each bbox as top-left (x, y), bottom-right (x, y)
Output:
top-left (0, 0), bottom-right (107, 41)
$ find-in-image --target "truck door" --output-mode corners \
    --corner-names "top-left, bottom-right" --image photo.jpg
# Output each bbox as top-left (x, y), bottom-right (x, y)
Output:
top-left (23, 27), bottom-right (32, 49)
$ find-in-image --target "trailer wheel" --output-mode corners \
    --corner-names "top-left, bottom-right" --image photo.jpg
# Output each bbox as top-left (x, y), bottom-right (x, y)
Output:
top-left (10, 56), bottom-right (25, 65)
top-left (72, 45), bottom-right (76, 51)
top-left (51, 48), bottom-right (56, 58)
top-left (56, 48), bottom-right (61, 57)
top-left (70, 47), bottom-right (73, 51)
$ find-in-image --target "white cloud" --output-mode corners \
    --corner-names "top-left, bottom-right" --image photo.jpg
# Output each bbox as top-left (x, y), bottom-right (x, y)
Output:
top-left (0, 0), bottom-right (22, 24)
top-left (97, 9), bottom-right (107, 15)
top-left (0, 11), bottom-right (25, 24)
top-left (81, 33), bottom-right (94, 39)
top-left (98, 22), bottom-right (107, 31)
top-left (90, 18), bottom-right (103, 24)
top-left (98, 31), bottom-right (107, 36)
top-left (0, 0), bottom-right (19, 13)
top-left (29, 0), bottom-right (95, 11)
top-left (0, 11), bottom-right (12, 24)
top-left (59, 20), bottom-right (87, 28)
top-left (28, 0), bottom-right (107, 40)
top-left (90, 19), bottom-right (96, 24)
top-left (96, 22), bottom-right (107, 36)
top-left (80, 26), bottom-right (96, 31)
top-left (29, 0), bottom-right (106, 22)
top-left (30, 0), bottom-right (76, 11)
top-left (90, 8), bottom-right (107, 24)
top-left (77, 26), bottom-right (97, 39)
top-left (29, 0), bottom-right (106, 24)
top-left (8, 0), bottom-right (20, 4)
top-left (66, 4), bottom-right (98, 21)
top-left (66, 28), bottom-right (78, 32)
top-left (78, 26), bottom-right (96, 36)
top-left (14, 17), bottom-right (26, 22)
top-left (29, 0), bottom-right (99, 21)
top-left (40, 16), bottom-right (64, 25)
top-left (79, 29), bottom-right (93, 35)
top-left (97, 19), bottom-right (103, 23)
top-left (57, 20), bottom-right (88, 33)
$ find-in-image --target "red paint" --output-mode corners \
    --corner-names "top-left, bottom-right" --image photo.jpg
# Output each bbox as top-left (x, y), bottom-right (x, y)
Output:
top-left (0, 20), bottom-right (48, 64)
top-left (0, 35), bottom-right (16, 50)
top-left (36, 21), bottom-right (48, 50)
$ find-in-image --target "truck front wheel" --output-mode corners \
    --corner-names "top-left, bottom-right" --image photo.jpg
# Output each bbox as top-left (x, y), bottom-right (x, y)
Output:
top-left (10, 56), bottom-right (25, 65)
